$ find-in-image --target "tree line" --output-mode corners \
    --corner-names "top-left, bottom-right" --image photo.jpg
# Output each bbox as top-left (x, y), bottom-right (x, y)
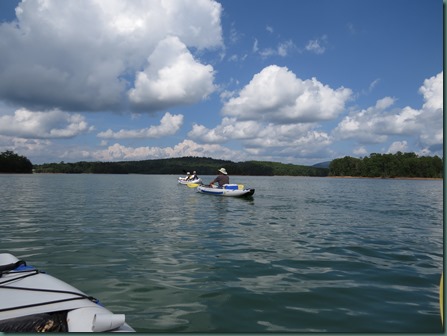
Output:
top-left (33, 156), bottom-right (329, 176)
top-left (1, 150), bottom-right (443, 178)
top-left (0, 150), bottom-right (33, 173)
top-left (329, 152), bottom-right (443, 178)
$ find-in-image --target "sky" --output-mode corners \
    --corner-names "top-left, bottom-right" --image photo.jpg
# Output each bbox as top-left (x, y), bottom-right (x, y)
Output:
top-left (0, 0), bottom-right (443, 165)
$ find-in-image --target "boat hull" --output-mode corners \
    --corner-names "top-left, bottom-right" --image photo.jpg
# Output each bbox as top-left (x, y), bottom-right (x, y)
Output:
top-left (0, 253), bottom-right (134, 332)
top-left (197, 185), bottom-right (255, 197)
top-left (178, 177), bottom-right (202, 185)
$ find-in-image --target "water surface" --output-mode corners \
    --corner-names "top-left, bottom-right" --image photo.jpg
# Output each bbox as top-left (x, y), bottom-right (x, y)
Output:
top-left (1, 174), bottom-right (443, 332)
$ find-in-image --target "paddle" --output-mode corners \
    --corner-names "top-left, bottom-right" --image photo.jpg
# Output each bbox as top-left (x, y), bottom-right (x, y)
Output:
top-left (187, 182), bottom-right (202, 188)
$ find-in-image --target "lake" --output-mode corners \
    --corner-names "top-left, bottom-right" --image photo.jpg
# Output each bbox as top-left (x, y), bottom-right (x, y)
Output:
top-left (1, 174), bottom-right (443, 332)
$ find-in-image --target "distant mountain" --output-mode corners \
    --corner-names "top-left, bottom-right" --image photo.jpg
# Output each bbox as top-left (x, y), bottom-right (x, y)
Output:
top-left (312, 161), bottom-right (331, 169)
top-left (33, 156), bottom-right (330, 176)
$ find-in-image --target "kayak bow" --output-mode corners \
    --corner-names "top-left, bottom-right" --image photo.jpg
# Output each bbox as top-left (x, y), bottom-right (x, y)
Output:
top-left (0, 253), bottom-right (135, 332)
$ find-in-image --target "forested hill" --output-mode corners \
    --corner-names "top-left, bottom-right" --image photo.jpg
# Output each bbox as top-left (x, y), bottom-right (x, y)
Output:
top-left (0, 150), bottom-right (33, 173)
top-left (33, 156), bottom-right (329, 176)
top-left (329, 152), bottom-right (443, 178)
top-left (13, 151), bottom-right (444, 178)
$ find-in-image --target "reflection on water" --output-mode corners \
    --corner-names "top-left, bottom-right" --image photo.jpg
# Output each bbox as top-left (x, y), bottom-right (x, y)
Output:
top-left (1, 174), bottom-right (443, 332)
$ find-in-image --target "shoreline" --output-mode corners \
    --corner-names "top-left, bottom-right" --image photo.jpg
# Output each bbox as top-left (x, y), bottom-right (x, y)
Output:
top-left (326, 176), bottom-right (443, 180)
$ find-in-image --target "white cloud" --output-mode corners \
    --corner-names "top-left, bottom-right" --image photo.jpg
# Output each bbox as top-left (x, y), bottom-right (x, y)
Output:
top-left (128, 36), bottom-right (216, 111)
top-left (0, 108), bottom-right (92, 139)
top-left (188, 114), bottom-right (332, 163)
top-left (188, 124), bottom-right (227, 143)
top-left (375, 96), bottom-right (394, 110)
top-left (0, 0), bottom-right (222, 112)
top-left (0, 135), bottom-right (51, 154)
top-left (244, 126), bottom-right (331, 151)
top-left (222, 65), bottom-right (352, 123)
top-left (333, 71), bottom-right (443, 152)
top-left (417, 72), bottom-right (443, 148)
top-left (368, 78), bottom-right (380, 92)
top-left (97, 112), bottom-right (183, 139)
top-left (253, 39), bottom-right (259, 53)
top-left (188, 117), bottom-right (262, 143)
top-left (257, 40), bottom-right (296, 58)
top-left (333, 97), bottom-right (412, 144)
top-left (353, 146), bottom-right (368, 156)
top-left (187, 65), bottom-right (352, 162)
top-left (277, 40), bottom-right (295, 56)
top-left (305, 35), bottom-right (328, 54)
top-left (82, 139), bottom-right (237, 162)
top-left (419, 69), bottom-right (443, 112)
top-left (387, 141), bottom-right (408, 153)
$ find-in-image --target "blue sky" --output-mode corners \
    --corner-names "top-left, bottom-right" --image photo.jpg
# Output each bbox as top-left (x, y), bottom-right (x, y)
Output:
top-left (0, 0), bottom-right (443, 165)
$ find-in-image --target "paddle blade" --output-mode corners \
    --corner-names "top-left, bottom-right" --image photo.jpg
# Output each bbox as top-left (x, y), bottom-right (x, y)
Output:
top-left (187, 183), bottom-right (200, 188)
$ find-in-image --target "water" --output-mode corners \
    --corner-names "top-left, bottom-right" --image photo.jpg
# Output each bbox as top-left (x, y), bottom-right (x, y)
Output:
top-left (1, 174), bottom-right (443, 332)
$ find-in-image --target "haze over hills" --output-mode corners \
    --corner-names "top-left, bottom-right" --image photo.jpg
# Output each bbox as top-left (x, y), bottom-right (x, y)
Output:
top-left (312, 161), bottom-right (331, 169)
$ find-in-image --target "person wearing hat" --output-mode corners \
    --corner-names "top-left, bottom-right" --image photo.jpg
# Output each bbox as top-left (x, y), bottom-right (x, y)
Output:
top-left (189, 171), bottom-right (198, 181)
top-left (209, 168), bottom-right (229, 187)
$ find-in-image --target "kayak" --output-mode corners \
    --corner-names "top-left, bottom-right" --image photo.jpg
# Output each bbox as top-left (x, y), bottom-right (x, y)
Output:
top-left (0, 253), bottom-right (134, 332)
top-left (197, 184), bottom-right (255, 197)
top-left (178, 177), bottom-right (202, 185)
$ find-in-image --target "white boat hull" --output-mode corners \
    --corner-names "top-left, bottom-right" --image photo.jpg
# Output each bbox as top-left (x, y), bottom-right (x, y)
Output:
top-left (197, 185), bottom-right (255, 197)
top-left (178, 177), bottom-right (202, 185)
top-left (0, 253), bottom-right (134, 332)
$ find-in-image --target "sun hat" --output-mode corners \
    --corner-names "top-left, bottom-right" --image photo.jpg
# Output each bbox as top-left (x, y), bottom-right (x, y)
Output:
top-left (218, 168), bottom-right (227, 175)
top-left (193, 171), bottom-right (196, 173)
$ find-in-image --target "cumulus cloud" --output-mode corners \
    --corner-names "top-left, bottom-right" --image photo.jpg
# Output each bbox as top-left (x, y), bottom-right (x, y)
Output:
top-left (81, 139), bottom-right (237, 162)
top-left (187, 65), bottom-right (352, 162)
top-left (387, 141), bottom-right (408, 154)
top-left (333, 97), bottom-right (413, 144)
top-left (0, 108), bottom-right (92, 139)
top-left (353, 146), bottom-right (368, 156)
top-left (128, 36), bottom-right (216, 111)
top-left (333, 71), bottom-right (443, 151)
top-left (188, 117), bottom-right (262, 143)
top-left (221, 65), bottom-right (352, 123)
top-left (419, 71), bottom-right (443, 111)
top-left (417, 72), bottom-right (443, 147)
top-left (189, 114), bottom-right (332, 163)
top-left (0, 0), bottom-right (222, 112)
top-left (0, 135), bottom-right (51, 155)
top-left (98, 112), bottom-right (183, 139)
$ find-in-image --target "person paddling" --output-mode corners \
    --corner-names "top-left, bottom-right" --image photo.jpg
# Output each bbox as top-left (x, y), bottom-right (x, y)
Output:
top-left (190, 171), bottom-right (198, 181)
top-left (209, 168), bottom-right (229, 188)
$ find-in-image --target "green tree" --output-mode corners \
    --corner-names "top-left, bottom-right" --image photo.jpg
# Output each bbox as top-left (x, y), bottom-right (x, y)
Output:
top-left (0, 150), bottom-right (33, 173)
top-left (329, 152), bottom-right (443, 178)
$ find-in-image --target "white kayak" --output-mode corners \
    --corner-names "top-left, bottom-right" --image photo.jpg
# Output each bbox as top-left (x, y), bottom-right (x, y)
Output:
top-left (197, 184), bottom-right (255, 197)
top-left (0, 253), bottom-right (134, 332)
top-left (178, 177), bottom-right (202, 185)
